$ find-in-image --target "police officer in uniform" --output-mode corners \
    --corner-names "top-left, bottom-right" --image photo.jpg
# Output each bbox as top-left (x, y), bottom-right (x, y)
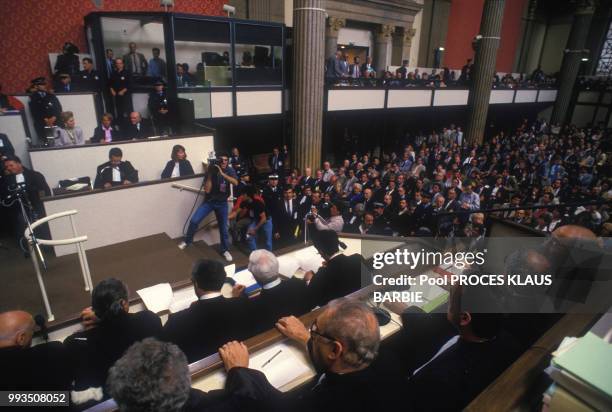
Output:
top-left (147, 80), bottom-right (171, 135)
top-left (28, 77), bottom-right (62, 141)
top-left (262, 174), bottom-right (283, 226)
top-left (77, 57), bottom-right (102, 92)
top-left (109, 58), bottom-right (132, 123)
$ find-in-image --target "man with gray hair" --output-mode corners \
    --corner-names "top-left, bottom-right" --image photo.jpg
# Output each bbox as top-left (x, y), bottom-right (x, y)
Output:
top-left (248, 249), bottom-right (311, 330)
top-left (219, 297), bottom-right (398, 410)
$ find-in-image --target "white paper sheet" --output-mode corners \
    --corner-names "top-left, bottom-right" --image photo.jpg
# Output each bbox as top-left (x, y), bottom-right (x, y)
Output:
top-left (277, 255), bottom-right (300, 277)
top-left (224, 263), bottom-right (236, 277)
top-left (249, 343), bottom-right (312, 388)
top-left (294, 248), bottom-right (323, 273)
top-left (232, 269), bottom-right (257, 287)
top-left (136, 283), bottom-right (173, 313)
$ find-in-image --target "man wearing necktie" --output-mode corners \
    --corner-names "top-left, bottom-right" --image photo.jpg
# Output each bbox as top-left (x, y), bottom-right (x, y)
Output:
top-left (105, 49), bottom-right (115, 78)
top-left (273, 187), bottom-right (299, 247)
top-left (268, 147), bottom-right (284, 179)
top-left (349, 56), bottom-right (361, 79)
top-left (123, 42), bottom-right (147, 78)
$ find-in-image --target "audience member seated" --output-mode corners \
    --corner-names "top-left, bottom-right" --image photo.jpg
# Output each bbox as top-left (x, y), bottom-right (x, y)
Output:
top-left (162, 259), bottom-right (254, 363)
top-left (218, 298), bottom-right (399, 411)
top-left (93, 147), bottom-right (138, 189)
top-left (55, 111), bottom-right (84, 146)
top-left (122, 111), bottom-right (154, 140)
top-left (92, 113), bottom-right (121, 143)
top-left (406, 284), bottom-right (521, 411)
top-left (176, 63), bottom-right (194, 87)
top-left (64, 278), bottom-right (162, 394)
top-left (248, 250), bottom-right (310, 330)
top-left (161, 144), bottom-right (195, 179)
top-left (0, 310), bottom-right (73, 391)
top-left (305, 230), bottom-right (366, 307)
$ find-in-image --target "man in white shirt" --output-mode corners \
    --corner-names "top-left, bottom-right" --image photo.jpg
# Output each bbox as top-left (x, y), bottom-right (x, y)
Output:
top-left (312, 201), bottom-right (344, 233)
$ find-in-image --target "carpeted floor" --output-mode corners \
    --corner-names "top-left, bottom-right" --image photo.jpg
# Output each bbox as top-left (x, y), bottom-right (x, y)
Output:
top-left (0, 233), bottom-right (248, 325)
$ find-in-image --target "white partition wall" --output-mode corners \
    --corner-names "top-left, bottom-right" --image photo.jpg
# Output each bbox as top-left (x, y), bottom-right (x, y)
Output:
top-left (211, 91), bottom-right (233, 118)
top-left (0, 113), bottom-right (31, 167)
top-left (515, 90), bottom-right (538, 103)
top-left (537, 90), bottom-right (557, 102)
top-left (43, 176), bottom-right (214, 256)
top-left (387, 90), bottom-right (432, 108)
top-left (131, 93), bottom-right (150, 118)
top-left (236, 91), bottom-right (282, 116)
top-left (327, 89), bottom-right (386, 111)
top-left (30, 134), bottom-right (214, 188)
top-left (433, 89), bottom-right (469, 106)
top-left (489, 90), bottom-right (515, 104)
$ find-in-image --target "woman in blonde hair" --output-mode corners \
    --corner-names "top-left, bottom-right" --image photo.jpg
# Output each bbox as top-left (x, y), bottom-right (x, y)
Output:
top-left (56, 111), bottom-right (84, 146)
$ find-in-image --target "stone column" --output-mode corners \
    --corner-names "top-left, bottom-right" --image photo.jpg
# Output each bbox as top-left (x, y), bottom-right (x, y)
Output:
top-left (392, 28), bottom-right (416, 66)
top-left (375, 24), bottom-right (395, 74)
top-left (465, 0), bottom-right (505, 146)
top-left (551, 1), bottom-right (595, 124)
top-left (325, 17), bottom-right (345, 60)
top-left (292, 0), bottom-right (326, 173)
top-left (515, 0), bottom-right (538, 73)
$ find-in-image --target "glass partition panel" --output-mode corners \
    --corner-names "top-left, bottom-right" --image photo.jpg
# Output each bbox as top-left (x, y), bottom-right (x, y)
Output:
top-left (234, 23), bottom-right (282, 86)
top-left (100, 16), bottom-right (167, 85)
top-left (174, 19), bottom-right (232, 87)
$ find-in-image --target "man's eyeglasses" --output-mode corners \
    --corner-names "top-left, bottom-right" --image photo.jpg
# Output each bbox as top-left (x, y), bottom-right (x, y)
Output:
top-left (309, 319), bottom-right (337, 343)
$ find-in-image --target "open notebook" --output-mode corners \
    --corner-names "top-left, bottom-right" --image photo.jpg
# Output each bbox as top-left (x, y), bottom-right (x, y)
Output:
top-left (137, 264), bottom-right (237, 314)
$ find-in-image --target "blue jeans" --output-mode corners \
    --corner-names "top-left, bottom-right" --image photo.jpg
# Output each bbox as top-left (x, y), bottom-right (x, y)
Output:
top-left (185, 200), bottom-right (230, 252)
top-left (247, 218), bottom-right (273, 251)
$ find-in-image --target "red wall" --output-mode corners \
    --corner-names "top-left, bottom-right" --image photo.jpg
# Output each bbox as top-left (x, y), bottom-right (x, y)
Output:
top-left (444, 0), bottom-right (527, 73)
top-left (0, 0), bottom-right (224, 94)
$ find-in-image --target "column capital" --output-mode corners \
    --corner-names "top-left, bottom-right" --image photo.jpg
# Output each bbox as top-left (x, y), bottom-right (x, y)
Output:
top-left (376, 24), bottom-right (395, 43)
top-left (326, 16), bottom-right (346, 33)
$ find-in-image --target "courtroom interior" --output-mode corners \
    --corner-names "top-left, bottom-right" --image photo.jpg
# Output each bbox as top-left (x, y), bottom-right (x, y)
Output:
top-left (0, 0), bottom-right (611, 411)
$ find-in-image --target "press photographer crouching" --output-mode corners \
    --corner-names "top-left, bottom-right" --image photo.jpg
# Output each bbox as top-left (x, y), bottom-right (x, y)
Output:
top-left (179, 153), bottom-right (238, 261)
top-left (0, 156), bottom-right (51, 247)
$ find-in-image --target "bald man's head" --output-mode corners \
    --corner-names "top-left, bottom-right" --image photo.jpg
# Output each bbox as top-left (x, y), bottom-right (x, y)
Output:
top-left (552, 224), bottom-right (597, 241)
top-left (0, 311), bottom-right (35, 349)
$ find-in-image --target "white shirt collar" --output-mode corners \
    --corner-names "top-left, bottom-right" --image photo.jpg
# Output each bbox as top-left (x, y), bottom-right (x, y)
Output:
top-left (329, 251), bottom-right (343, 260)
top-left (262, 278), bottom-right (281, 290)
top-left (199, 291), bottom-right (222, 300)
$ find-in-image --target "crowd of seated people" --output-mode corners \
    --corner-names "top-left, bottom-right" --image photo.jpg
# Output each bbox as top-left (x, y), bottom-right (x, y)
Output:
top-left (325, 51), bottom-right (558, 89)
top-left (227, 119), bottom-right (608, 253)
top-left (8, 221), bottom-right (591, 410)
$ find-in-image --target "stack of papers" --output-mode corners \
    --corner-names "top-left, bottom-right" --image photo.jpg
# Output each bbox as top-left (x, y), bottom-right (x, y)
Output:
top-left (408, 281), bottom-right (449, 313)
top-left (544, 332), bottom-right (612, 411)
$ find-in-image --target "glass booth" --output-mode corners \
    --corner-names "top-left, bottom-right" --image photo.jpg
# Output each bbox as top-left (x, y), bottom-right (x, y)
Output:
top-left (84, 12), bottom-right (285, 119)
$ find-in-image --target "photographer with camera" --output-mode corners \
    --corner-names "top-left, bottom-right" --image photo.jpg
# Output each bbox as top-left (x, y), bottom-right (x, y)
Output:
top-left (179, 153), bottom-right (237, 261)
top-left (1, 156), bottom-right (50, 246)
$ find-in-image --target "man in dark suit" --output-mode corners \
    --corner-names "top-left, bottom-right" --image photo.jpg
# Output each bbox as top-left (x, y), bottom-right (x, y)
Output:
top-left (65, 278), bottom-right (163, 391)
top-left (29, 77), bottom-right (62, 139)
top-left (349, 56), bottom-right (362, 79)
top-left (407, 285), bottom-right (521, 411)
top-left (0, 310), bottom-right (74, 391)
top-left (122, 111), bottom-right (154, 140)
top-left (273, 187), bottom-right (300, 247)
top-left (123, 42), bottom-right (148, 78)
top-left (268, 147), bottom-right (285, 179)
top-left (360, 56), bottom-right (376, 77)
top-left (304, 230), bottom-right (368, 307)
top-left (217, 298), bottom-right (402, 411)
top-left (94, 147), bottom-right (138, 189)
top-left (162, 259), bottom-right (255, 363)
top-left (248, 250), bottom-right (311, 332)
top-left (396, 60), bottom-right (409, 79)
top-left (326, 51), bottom-right (345, 81)
top-left (300, 167), bottom-right (316, 190)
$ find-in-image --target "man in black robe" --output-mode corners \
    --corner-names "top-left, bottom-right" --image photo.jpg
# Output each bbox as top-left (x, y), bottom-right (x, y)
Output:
top-left (93, 147), bottom-right (138, 189)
